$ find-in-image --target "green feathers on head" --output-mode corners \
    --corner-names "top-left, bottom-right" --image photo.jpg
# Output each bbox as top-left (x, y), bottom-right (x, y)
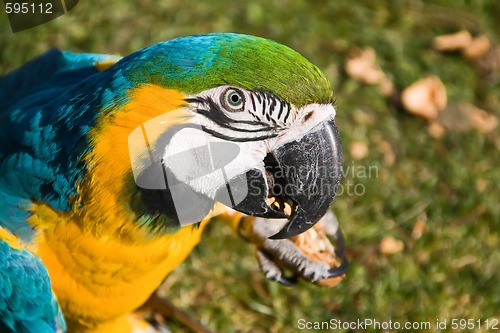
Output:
top-left (122, 33), bottom-right (334, 107)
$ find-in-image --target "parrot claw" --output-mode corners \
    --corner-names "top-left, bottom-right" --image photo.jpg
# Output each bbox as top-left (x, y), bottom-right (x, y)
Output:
top-left (240, 211), bottom-right (347, 285)
top-left (325, 258), bottom-right (348, 279)
top-left (256, 250), bottom-right (298, 286)
top-left (324, 225), bottom-right (349, 278)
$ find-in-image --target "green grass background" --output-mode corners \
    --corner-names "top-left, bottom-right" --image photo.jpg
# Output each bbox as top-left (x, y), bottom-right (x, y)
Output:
top-left (1, 1), bottom-right (499, 332)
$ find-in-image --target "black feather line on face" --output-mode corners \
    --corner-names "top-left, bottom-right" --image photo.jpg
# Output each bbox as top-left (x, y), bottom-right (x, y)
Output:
top-left (201, 125), bottom-right (278, 142)
top-left (254, 89), bottom-right (292, 124)
top-left (261, 94), bottom-right (267, 118)
top-left (283, 104), bottom-right (291, 123)
top-left (255, 93), bottom-right (262, 104)
top-left (268, 94), bottom-right (277, 117)
top-left (249, 94), bottom-right (262, 121)
top-left (186, 97), bottom-right (273, 131)
top-left (186, 88), bottom-right (293, 140)
top-left (277, 101), bottom-right (285, 119)
top-left (250, 89), bottom-right (294, 124)
top-left (186, 96), bottom-right (286, 142)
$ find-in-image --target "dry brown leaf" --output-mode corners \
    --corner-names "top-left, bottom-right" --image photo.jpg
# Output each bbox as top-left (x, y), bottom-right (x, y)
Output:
top-left (349, 141), bottom-right (369, 160)
top-left (440, 103), bottom-right (498, 133)
top-left (463, 35), bottom-right (492, 60)
top-left (428, 121), bottom-right (446, 138)
top-left (433, 30), bottom-right (472, 51)
top-left (412, 219), bottom-right (428, 240)
top-left (379, 236), bottom-right (405, 254)
top-left (433, 31), bottom-right (492, 62)
top-left (401, 76), bottom-right (447, 121)
top-left (345, 48), bottom-right (386, 85)
top-left (468, 106), bottom-right (498, 133)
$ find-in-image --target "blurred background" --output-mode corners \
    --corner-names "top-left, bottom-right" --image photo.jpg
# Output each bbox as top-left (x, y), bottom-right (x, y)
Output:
top-left (1, 1), bottom-right (499, 332)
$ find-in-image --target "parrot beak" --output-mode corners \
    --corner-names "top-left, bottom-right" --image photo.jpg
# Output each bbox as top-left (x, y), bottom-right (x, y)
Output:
top-left (229, 118), bottom-right (343, 239)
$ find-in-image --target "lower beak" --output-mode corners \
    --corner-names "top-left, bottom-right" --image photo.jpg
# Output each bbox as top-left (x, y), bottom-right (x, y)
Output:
top-left (227, 118), bottom-right (343, 239)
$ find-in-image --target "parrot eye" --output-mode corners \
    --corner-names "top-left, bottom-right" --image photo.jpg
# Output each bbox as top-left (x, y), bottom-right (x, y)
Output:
top-left (222, 88), bottom-right (245, 112)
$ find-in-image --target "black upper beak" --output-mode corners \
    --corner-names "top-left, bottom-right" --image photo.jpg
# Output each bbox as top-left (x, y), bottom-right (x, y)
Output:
top-left (226, 118), bottom-right (343, 239)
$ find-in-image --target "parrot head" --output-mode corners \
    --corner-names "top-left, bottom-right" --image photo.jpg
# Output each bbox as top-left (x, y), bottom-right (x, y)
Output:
top-left (124, 33), bottom-right (343, 239)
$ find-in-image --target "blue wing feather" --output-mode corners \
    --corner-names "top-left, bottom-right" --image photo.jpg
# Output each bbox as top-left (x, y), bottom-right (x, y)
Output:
top-left (0, 49), bottom-right (120, 112)
top-left (0, 35), bottom-right (261, 331)
top-left (0, 49), bottom-right (123, 333)
top-left (0, 238), bottom-right (66, 333)
top-left (0, 49), bottom-right (124, 241)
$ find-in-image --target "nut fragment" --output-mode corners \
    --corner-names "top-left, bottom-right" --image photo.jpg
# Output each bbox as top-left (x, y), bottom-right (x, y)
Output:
top-left (345, 48), bottom-right (386, 85)
top-left (468, 106), bottom-right (498, 133)
top-left (379, 236), bottom-right (405, 254)
top-left (463, 35), bottom-right (492, 60)
top-left (433, 31), bottom-right (492, 60)
top-left (349, 141), bottom-right (369, 160)
top-left (433, 30), bottom-right (472, 51)
top-left (291, 223), bottom-right (345, 287)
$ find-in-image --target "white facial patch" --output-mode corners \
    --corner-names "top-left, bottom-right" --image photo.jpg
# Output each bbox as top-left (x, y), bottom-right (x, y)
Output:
top-left (163, 127), bottom-right (267, 198)
top-left (267, 103), bottom-right (337, 149)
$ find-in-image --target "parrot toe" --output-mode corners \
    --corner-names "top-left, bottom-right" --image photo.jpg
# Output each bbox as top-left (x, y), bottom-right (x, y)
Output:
top-left (256, 250), bottom-right (298, 286)
top-left (239, 211), bottom-right (348, 286)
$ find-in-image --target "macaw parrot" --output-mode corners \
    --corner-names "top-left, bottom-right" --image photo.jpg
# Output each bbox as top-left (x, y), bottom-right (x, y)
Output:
top-left (0, 33), bottom-right (346, 333)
